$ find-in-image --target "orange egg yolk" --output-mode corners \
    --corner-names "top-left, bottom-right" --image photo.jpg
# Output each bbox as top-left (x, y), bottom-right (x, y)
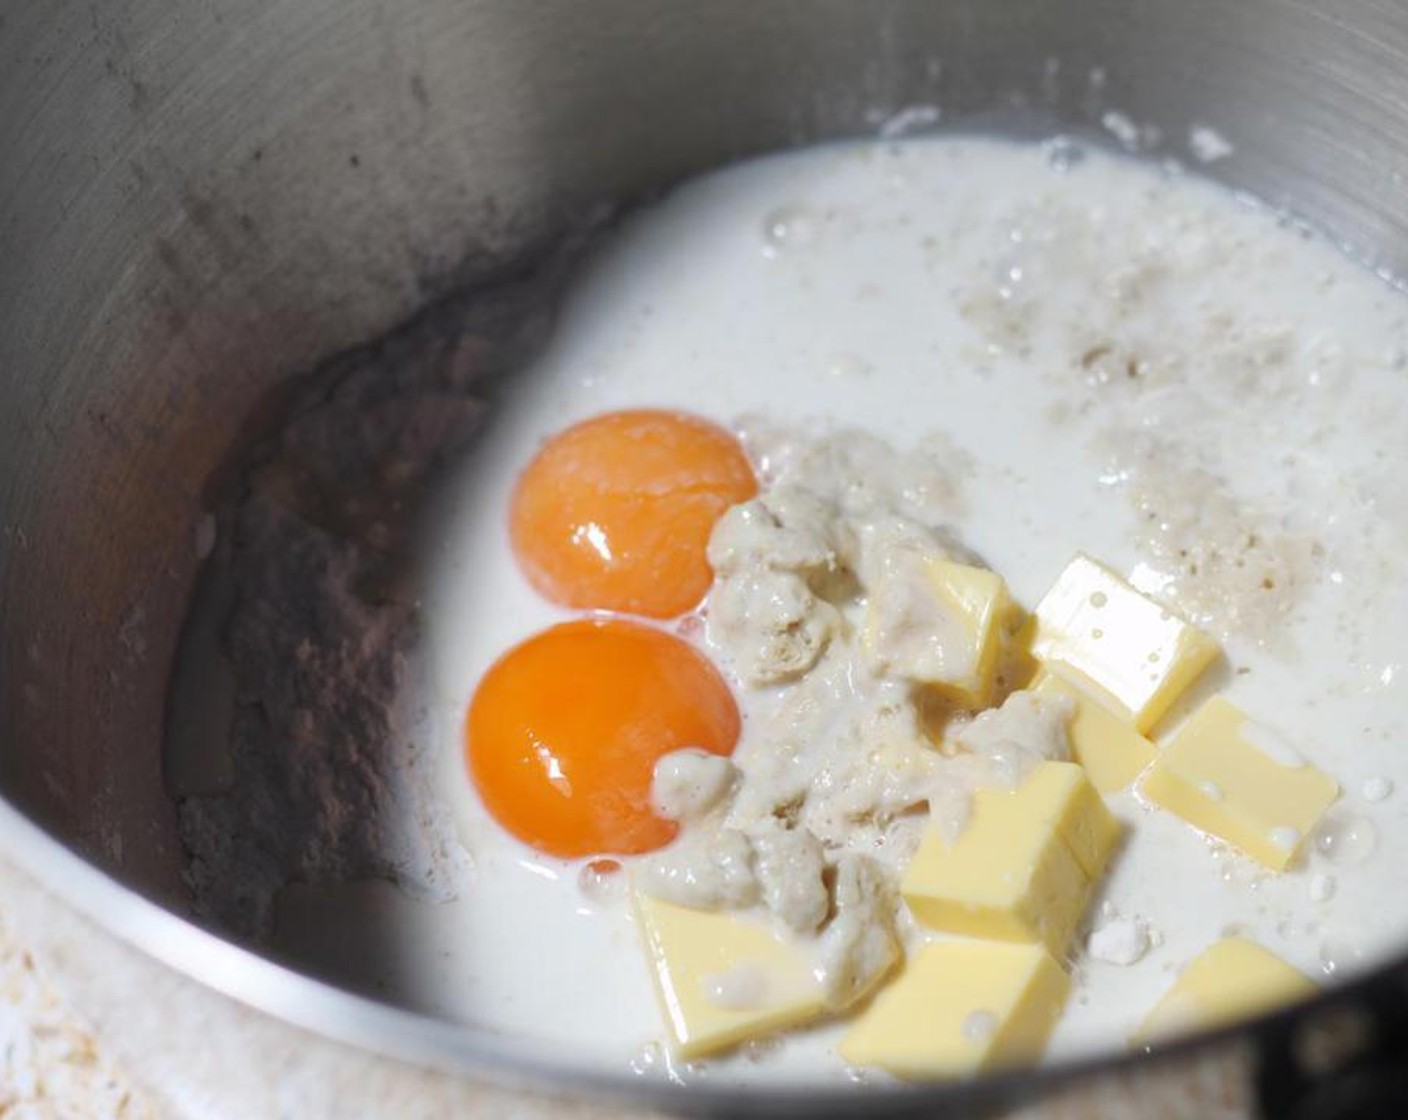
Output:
top-left (510, 409), bottom-right (758, 619)
top-left (466, 618), bottom-right (741, 858)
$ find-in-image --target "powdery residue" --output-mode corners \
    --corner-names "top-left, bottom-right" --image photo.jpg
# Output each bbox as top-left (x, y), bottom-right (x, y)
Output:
top-left (1115, 440), bottom-right (1323, 643)
top-left (952, 172), bottom-right (1400, 649)
top-left (174, 267), bottom-right (565, 939)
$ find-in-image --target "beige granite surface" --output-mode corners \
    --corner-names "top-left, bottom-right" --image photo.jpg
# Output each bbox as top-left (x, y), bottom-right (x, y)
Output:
top-left (0, 853), bottom-right (1256, 1119)
top-left (0, 911), bottom-right (154, 1118)
top-left (0, 854), bottom-right (667, 1120)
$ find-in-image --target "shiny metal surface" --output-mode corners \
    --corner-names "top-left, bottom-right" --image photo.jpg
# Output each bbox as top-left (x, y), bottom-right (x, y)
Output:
top-left (3, 0), bottom-right (1408, 1109)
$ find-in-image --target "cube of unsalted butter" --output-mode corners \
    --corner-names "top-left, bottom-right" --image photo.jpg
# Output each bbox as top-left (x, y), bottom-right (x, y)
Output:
top-left (1141, 696), bottom-right (1339, 870)
top-left (1016, 759), bottom-right (1123, 878)
top-left (840, 940), bottom-right (1070, 1078)
top-left (863, 556), bottom-right (1007, 707)
top-left (902, 762), bottom-right (1120, 956)
top-left (633, 891), bottom-right (825, 1059)
top-left (1032, 666), bottom-right (1158, 793)
top-left (1134, 937), bottom-right (1316, 1047)
top-left (1028, 554), bottom-right (1219, 732)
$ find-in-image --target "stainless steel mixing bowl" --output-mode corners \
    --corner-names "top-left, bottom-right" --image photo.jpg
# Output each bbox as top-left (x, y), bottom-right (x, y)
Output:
top-left (4, 2), bottom-right (1408, 1114)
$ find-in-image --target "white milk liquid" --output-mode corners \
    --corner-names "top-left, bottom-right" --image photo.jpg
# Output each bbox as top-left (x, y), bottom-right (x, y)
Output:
top-left (405, 135), bottom-right (1408, 1084)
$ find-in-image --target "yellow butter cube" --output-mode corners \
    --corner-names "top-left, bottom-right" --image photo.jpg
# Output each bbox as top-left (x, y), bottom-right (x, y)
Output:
top-left (1028, 554), bottom-right (1219, 732)
top-left (1135, 937), bottom-right (1316, 1047)
top-left (1032, 666), bottom-right (1158, 793)
top-left (904, 827), bottom-right (1088, 955)
top-left (840, 940), bottom-right (1070, 1078)
top-left (1141, 696), bottom-right (1338, 870)
top-left (902, 762), bottom-right (1120, 955)
top-left (1015, 759), bottom-right (1123, 878)
top-left (633, 891), bottom-right (825, 1058)
top-left (864, 556), bottom-right (1007, 708)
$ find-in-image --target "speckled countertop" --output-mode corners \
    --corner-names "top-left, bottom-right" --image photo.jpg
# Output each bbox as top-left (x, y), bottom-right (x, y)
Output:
top-left (0, 856), bottom-right (660, 1120)
top-left (0, 853), bottom-right (1255, 1119)
top-left (0, 912), bottom-right (152, 1118)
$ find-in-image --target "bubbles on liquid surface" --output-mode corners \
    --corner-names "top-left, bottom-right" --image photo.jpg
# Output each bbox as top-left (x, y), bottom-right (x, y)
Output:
top-left (1309, 873), bottom-right (1336, 903)
top-left (1319, 937), bottom-right (1367, 979)
top-left (742, 1036), bottom-right (783, 1064)
top-left (1044, 135), bottom-right (1087, 172)
top-left (762, 205), bottom-right (820, 256)
top-left (1313, 812), bottom-right (1378, 867)
top-left (578, 858), bottom-right (626, 905)
top-left (630, 1041), bottom-right (662, 1076)
top-left (827, 353), bottom-right (874, 380)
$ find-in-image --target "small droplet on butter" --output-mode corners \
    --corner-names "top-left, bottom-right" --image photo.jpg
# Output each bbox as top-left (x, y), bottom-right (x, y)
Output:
top-left (701, 964), bottom-right (770, 1010)
top-left (963, 1009), bottom-right (999, 1041)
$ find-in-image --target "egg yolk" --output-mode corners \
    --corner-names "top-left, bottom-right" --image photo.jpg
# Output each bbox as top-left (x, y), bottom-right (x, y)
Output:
top-left (510, 409), bottom-right (758, 619)
top-left (466, 618), bottom-right (741, 858)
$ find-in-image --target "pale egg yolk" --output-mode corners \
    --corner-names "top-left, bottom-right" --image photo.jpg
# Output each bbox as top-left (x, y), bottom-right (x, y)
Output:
top-left (510, 409), bottom-right (758, 618)
top-left (466, 618), bottom-right (741, 857)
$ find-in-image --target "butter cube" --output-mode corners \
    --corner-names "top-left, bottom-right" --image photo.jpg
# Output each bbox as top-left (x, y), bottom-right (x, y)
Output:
top-left (1135, 937), bottom-right (1316, 1046)
top-left (1016, 760), bottom-right (1123, 878)
top-left (864, 556), bottom-right (1007, 708)
top-left (1141, 696), bottom-right (1339, 870)
top-left (902, 762), bottom-right (1120, 955)
top-left (1032, 667), bottom-right (1158, 793)
top-left (840, 940), bottom-right (1070, 1078)
top-left (634, 891), bottom-right (825, 1058)
top-left (1028, 555), bottom-right (1219, 732)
